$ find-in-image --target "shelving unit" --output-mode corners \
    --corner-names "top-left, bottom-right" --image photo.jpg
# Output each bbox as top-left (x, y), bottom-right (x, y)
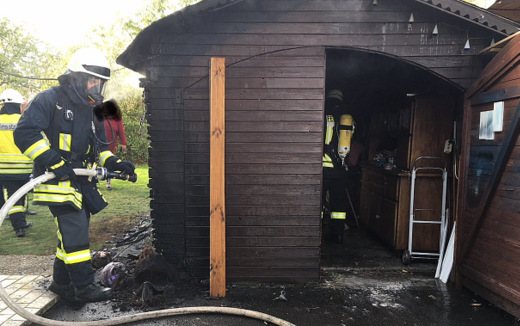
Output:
top-left (359, 95), bottom-right (455, 252)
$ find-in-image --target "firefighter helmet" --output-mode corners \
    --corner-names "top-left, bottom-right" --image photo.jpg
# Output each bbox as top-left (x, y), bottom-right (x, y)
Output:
top-left (65, 47), bottom-right (111, 80)
top-left (0, 89), bottom-right (24, 104)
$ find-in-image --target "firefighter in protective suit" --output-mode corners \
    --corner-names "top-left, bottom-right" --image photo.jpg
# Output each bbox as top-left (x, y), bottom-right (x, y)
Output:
top-left (322, 89), bottom-right (355, 244)
top-left (0, 89), bottom-right (33, 237)
top-left (14, 48), bottom-right (135, 307)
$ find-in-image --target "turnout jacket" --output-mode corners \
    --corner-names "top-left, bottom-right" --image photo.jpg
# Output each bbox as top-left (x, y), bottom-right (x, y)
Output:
top-left (14, 85), bottom-right (117, 213)
top-left (0, 104), bottom-right (32, 181)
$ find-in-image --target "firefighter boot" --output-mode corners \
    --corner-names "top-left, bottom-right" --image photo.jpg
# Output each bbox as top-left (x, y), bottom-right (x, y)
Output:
top-left (74, 283), bottom-right (113, 302)
top-left (49, 281), bottom-right (85, 310)
top-left (15, 222), bottom-right (32, 237)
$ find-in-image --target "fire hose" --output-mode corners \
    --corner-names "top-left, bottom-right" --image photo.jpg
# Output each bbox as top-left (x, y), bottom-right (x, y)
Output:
top-left (0, 167), bottom-right (296, 326)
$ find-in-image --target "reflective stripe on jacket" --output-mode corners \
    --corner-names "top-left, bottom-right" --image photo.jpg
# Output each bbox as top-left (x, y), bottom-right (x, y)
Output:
top-left (323, 114), bottom-right (336, 168)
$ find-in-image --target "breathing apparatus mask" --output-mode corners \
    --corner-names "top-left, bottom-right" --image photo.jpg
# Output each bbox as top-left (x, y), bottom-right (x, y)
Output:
top-left (86, 77), bottom-right (107, 106)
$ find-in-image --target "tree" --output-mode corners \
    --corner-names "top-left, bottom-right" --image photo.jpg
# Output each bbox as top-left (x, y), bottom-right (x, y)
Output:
top-left (0, 18), bottom-right (66, 97)
top-left (85, 0), bottom-right (202, 162)
top-left (1, 1), bottom-right (203, 163)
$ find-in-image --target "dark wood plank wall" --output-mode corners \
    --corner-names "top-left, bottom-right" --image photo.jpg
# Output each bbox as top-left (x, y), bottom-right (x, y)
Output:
top-left (181, 47), bottom-right (325, 280)
top-left (460, 63), bottom-right (520, 309)
top-left (146, 0), bottom-right (491, 89)
top-left (224, 48), bottom-right (324, 281)
top-left (147, 86), bottom-right (186, 267)
top-left (144, 0), bottom-right (496, 280)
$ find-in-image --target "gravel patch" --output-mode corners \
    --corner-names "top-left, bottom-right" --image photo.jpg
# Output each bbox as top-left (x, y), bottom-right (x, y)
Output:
top-left (0, 255), bottom-right (54, 275)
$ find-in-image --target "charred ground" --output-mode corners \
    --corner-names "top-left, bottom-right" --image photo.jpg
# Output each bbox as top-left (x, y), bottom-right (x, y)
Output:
top-left (43, 217), bottom-right (520, 326)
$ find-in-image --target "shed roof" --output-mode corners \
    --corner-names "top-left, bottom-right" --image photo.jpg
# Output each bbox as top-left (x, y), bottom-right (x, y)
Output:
top-left (416, 0), bottom-right (520, 34)
top-left (118, 0), bottom-right (520, 72)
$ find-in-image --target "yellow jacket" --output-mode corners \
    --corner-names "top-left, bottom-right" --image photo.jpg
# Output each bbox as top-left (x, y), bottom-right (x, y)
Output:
top-left (0, 112), bottom-right (32, 178)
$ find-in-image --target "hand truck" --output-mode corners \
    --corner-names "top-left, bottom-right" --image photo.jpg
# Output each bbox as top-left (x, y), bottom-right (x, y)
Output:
top-left (402, 156), bottom-right (448, 265)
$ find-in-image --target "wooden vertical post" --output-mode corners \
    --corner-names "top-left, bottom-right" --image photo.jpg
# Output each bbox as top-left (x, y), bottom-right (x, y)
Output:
top-left (209, 57), bottom-right (226, 298)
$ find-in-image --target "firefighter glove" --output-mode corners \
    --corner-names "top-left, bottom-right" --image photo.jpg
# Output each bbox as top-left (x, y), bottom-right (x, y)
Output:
top-left (51, 161), bottom-right (76, 181)
top-left (114, 160), bottom-right (135, 175)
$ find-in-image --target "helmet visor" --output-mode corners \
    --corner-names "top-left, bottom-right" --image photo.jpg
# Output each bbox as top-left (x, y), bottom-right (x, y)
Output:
top-left (86, 77), bottom-right (107, 105)
top-left (83, 64), bottom-right (110, 80)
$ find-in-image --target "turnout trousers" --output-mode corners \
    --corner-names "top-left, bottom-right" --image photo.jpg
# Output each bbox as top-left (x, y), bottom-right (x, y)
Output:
top-left (322, 175), bottom-right (348, 239)
top-left (50, 205), bottom-right (94, 288)
top-left (0, 179), bottom-right (29, 230)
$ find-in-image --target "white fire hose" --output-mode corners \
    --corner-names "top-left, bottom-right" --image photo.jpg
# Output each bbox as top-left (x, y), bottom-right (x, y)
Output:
top-left (0, 167), bottom-right (296, 326)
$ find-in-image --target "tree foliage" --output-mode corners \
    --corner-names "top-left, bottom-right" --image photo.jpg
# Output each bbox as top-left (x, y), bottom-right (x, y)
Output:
top-left (86, 0), bottom-right (202, 162)
top-left (1, 0), bottom-right (201, 163)
top-left (110, 89), bottom-right (150, 164)
top-left (0, 18), bottom-right (65, 97)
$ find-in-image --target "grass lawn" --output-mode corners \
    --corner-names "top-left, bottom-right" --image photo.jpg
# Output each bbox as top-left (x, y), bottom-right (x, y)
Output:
top-left (0, 165), bottom-right (150, 255)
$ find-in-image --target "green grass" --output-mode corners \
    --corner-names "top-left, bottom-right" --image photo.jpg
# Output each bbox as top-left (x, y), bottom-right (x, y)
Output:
top-left (0, 165), bottom-right (150, 255)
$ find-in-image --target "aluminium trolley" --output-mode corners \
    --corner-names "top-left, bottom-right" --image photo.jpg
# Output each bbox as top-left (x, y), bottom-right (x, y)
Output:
top-left (401, 156), bottom-right (448, 265)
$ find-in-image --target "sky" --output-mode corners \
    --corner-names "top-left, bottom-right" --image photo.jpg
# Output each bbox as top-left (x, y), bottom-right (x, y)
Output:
top-left (1, 0), bottom-right (149, 48)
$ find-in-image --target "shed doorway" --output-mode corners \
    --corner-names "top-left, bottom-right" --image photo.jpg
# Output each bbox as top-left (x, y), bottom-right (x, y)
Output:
top-left (321, 49), bottom-right (463, 267)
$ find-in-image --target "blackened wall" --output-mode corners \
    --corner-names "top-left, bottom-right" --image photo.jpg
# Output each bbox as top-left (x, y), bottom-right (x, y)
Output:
top-left (123, 0), bottom-right (504, 281)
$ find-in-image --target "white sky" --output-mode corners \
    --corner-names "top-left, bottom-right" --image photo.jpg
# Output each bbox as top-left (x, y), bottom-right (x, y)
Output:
top-left (0, 0), bottom-right (149, 48)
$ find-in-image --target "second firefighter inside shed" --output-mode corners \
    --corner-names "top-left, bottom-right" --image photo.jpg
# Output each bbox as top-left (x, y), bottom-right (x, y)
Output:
top-left (322, 89), bottom-right (356, 244)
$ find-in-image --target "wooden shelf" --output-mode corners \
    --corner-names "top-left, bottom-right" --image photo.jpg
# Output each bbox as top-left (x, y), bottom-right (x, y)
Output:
top-left (359, 95), bottom-right (455, 251)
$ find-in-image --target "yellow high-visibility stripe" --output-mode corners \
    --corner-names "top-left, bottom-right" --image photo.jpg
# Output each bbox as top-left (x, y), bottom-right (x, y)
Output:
top-left (23, 139), bottom-right (51, 160)
top-left (0, 168), bottom-right (33, 174)
top-left (9, 205), bottom-right (26, 215)
top-left (99, 150), bottom-right (114, 166)
top-left (330, 212), bottom-right (346, 220)
top-left (55, 216), bottom-right (63, 247)
top-left (35, 181), bottom-right (76, 193)
top-left (0, 162), bottom-right (33, 167)
top-left (59, 133), bottom-right (71, 151)
top-left (0, 154), bottom-right (32, 162)
top-left (0, 155), bottom-right (33, 174)
top-left (325, 115), bottom-right (335, 145)
top-left (55, 218), bottom-right (91, 265)
top-left (50, 160), bottom-right (65, 170)
top-left (34, 182), bottom-right (83, 208)
top-left (56, 247), bottom-right (91, 265)
top-left (323, 154), bottom-right (334, 168)
top-left (0, 162), bottom-right (33, 166)
top-left (33, 193), bottom-right (82, 208)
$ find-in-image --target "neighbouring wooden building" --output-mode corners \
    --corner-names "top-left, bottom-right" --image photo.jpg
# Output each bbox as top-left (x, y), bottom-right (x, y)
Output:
top-left (489, 0), bottom-right (520, 22)
top-left (117, 0), bottom-right (520, 317)
top-left (457, 32), bottom-right (520, 317)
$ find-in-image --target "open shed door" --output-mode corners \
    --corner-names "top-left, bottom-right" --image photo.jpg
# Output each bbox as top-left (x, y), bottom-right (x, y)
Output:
top-left (457, 33), bottom-right (520, 318)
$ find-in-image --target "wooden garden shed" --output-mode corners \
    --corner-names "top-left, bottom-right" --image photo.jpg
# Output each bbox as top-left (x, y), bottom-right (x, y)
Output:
top-left (117, 0), bottom-right (520, 312)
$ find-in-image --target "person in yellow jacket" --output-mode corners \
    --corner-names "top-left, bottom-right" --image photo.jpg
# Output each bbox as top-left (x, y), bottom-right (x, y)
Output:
top-left (0, 89), bottom-right (33, 237)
